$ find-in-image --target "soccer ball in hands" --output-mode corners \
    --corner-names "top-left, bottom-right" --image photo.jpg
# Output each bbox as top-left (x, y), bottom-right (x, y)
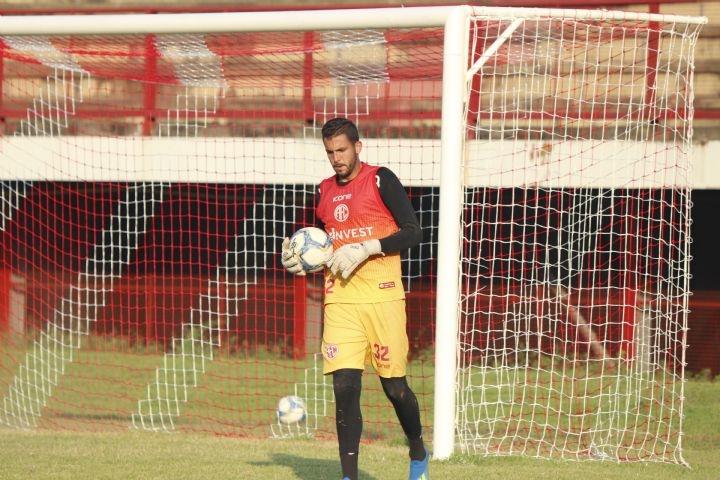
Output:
top-left (289, 227), bottom-right (333, 273)
top-left (276, 395), bottom-right (307, 424)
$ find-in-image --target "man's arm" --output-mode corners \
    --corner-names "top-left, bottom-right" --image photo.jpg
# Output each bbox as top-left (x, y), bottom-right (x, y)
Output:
top-left (376, 167), bottom-right (422, 253)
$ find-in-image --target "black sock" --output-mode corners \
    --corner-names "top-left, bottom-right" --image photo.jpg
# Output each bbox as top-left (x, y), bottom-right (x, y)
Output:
top-left (408, 436), bottom-right (426, 461)
top-left (379, 376), bottom-right (426, 461)
top-left (340, 451), bottom-right (359, 480)
top-left (334, 369), bottom-right (363, 480)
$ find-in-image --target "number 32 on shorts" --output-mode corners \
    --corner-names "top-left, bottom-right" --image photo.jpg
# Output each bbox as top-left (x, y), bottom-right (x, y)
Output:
top-left (373, 343), bottom-right (389, 361)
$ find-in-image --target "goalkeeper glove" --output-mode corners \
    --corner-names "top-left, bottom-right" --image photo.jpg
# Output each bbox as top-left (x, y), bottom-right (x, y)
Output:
top-left (281, 237), bottom-right (306, 276)
top-left (326, 239), bottom-right (382, 279)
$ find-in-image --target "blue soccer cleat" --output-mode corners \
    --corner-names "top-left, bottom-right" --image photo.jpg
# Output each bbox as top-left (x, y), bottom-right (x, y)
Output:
top-left (408, 450), bottom-right (430, 480)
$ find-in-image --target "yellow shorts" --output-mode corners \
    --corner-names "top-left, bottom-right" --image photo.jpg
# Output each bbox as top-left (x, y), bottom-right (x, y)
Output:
top-left (321, 300), bottom-right (408, 378)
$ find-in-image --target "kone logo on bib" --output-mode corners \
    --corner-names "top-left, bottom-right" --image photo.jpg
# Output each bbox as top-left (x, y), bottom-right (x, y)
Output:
top-left (334, 203), bottom-right (349, 222)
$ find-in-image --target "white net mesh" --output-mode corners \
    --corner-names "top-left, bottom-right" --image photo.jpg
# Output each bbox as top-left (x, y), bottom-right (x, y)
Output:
top-left (458, 13), bottom-right (702, 463)
top-left (0, 26), bottom-right (441, 441)
top-left (0, 9), bottom-right (704, 465)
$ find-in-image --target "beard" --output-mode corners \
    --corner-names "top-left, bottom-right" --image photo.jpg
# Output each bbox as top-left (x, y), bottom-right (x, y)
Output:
top-left (335, 155), bottom-right (360, 182)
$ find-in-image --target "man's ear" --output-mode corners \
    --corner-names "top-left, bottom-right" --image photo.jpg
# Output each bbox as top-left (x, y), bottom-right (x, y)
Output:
top-left (354, 141), bottom-right (363, 154)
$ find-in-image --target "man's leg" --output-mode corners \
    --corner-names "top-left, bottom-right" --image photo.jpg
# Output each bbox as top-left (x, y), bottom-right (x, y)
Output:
top-left (334, 368), bottom-right (363, 480)
top-left (379, 376), bottom-right (426, 461)
top-left (322, 304), bottom-right (369, 479)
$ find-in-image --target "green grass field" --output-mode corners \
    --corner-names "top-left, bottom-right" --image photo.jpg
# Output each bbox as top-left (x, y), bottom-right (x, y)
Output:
top-left (0, 378), bottom-right (717, 479)
top-left (2, 335), bottom-right (718, 478)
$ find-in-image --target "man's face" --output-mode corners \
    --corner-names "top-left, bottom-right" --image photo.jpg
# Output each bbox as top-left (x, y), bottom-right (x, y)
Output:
top-left (323, 133), bottom-right (362, 183)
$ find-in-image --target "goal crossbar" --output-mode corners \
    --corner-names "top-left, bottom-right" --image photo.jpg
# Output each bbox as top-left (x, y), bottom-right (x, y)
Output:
top-left (0, 6), bottom-right (707, 36)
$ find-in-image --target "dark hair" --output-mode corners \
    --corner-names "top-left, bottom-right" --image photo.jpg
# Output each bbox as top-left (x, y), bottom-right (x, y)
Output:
top-left (321, 117), bottom-right (360, 143)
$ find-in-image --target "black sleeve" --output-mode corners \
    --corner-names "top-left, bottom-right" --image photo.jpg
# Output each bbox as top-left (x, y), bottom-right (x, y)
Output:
top-left (315, 185), bottom-right (325, 230)
top-left (376, 167), bottom-right (422, 253)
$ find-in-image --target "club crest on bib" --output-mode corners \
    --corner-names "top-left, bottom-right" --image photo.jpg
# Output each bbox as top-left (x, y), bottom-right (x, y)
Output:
top-left (334, 203), bottom-right (349, 222)
top-left (324, 343), bottom-right (339, 359)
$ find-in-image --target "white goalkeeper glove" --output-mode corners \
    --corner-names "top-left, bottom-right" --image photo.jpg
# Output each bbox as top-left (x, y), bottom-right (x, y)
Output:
top-left (281, 237), bottom-right (306, 276)
top-left (326, 239), bottom-right (382, 280)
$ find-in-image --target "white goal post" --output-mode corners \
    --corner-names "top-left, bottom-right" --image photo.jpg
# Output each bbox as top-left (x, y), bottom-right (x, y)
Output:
top-left (0, 5), bottom-right (706, 464)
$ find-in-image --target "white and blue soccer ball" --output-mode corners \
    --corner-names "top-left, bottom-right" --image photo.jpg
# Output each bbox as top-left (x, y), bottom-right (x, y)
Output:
top-left (289, 227), bottom-right (333, 273)
top-left (276, 395), bottom-right (307, 424)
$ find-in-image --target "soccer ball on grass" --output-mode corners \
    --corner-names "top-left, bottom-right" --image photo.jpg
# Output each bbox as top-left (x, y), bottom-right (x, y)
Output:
top-left (276, 395), bottom-right (307, 424)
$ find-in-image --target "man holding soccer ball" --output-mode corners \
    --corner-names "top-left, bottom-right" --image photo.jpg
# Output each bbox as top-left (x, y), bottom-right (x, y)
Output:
top-left (281, 117), bottom-right (429, 480)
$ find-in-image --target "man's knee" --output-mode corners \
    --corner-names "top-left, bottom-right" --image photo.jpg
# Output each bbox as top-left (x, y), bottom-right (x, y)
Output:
top-left (380, 376), bottom-right (412, 404)
top-left (333, 369), bottom-right (362, 403)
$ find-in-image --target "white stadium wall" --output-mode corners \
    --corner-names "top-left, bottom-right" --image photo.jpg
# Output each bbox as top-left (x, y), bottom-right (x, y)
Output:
top-left (2, 138), bottom-right (718, 188)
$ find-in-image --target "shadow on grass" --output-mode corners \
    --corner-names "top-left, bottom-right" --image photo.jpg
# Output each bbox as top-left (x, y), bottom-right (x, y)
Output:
top-left (250, 452), bottom-right (377, 480)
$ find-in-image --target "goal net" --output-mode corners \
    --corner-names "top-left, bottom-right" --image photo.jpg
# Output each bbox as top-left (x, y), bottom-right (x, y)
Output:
top-left (0, 13), bottom-right (442, 442)
top-left (0, 6), bottom-right (704, 464)
top-left (458, 11), bottom-right (703, 463)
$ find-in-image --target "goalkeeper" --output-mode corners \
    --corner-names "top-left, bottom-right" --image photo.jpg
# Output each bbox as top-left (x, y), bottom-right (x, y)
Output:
top-left (282, 117), bottom-right (429, 480)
